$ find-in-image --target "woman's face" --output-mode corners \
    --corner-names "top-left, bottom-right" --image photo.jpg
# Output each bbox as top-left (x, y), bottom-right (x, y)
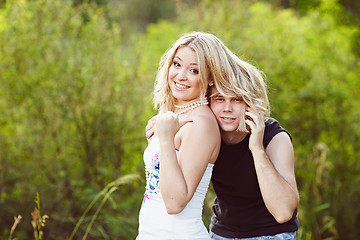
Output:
top-left (168, 46), bottom-right (203, 105)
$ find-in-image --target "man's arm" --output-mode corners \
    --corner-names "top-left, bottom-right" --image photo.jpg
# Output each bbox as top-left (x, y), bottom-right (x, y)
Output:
top-left (246, 108), bottom-right (299, 223)
top-left (252, 132), bottom-right (299, 223)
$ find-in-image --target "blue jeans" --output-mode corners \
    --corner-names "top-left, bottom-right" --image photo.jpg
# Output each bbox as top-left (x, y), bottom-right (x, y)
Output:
top-left (209, 231), bottom-right (296, 240)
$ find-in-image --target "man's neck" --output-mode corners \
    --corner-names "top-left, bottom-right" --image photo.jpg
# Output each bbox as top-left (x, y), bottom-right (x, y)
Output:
top-left (221, 130), bottom-right (247, 144)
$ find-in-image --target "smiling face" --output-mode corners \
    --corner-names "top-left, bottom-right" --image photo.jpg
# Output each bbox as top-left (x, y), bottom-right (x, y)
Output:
top-left (168, 46), bottom-right (203, 106)
top-left (210, 88), bottom-right (248, 134)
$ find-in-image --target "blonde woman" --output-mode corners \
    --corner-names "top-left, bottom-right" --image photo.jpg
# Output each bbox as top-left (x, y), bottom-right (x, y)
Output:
top-left (136, 32), bottom-right (234, 239)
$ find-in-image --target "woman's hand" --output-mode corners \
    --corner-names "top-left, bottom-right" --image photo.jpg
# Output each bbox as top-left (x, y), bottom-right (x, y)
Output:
top-left (156, 112), bottom-right (181, 141)
top-left (245, 107), bottom-right (265, 152)
top-left (156, 112), bottom-right (193, 141)
top-left (145, 113), bottom-right (193, 142)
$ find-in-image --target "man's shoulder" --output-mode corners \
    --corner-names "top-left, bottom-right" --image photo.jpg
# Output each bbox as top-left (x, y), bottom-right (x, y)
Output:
top-left (264, 118), bottom-right (292, 148)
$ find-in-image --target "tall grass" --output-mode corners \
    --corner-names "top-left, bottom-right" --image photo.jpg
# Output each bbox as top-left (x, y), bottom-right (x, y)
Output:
top-left (68, 174), bottom-right (140, 240)
top-left (8, 174), bottom-right (140, 240)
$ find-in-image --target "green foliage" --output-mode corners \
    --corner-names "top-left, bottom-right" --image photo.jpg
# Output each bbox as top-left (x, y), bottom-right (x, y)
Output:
top-left (0, 0), bottom-right (146, 238)
top-left (1, 0), bottom-right (359, 239)
top-left (106, 0), bottom-right (178, 34)
top-left (68, 174), bottom-right (140, 240)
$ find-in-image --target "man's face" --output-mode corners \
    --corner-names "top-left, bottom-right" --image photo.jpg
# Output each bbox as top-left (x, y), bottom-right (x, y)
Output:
top-left (210, 89), bottom-right (248, 133)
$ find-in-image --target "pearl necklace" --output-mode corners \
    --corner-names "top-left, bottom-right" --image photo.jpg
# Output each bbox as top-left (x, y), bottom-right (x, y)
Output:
top-left (174, 99), bottom-right (208, 117)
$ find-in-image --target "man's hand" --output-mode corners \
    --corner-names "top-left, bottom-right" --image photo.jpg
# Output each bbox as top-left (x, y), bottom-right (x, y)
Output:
top-left (145, 116), bottom-right (157, 142)
top-left (245, 107), bottom-right (265, 152)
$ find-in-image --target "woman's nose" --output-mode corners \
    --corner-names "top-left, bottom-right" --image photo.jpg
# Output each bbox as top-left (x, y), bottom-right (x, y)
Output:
top-left (177, 69), bottom-right (187, 80)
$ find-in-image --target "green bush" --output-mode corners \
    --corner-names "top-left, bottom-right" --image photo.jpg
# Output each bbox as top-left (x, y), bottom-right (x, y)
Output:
top-left (0, 0), bottom-right (146, 238)
top-left (1, 0), bottom-right (359, 239)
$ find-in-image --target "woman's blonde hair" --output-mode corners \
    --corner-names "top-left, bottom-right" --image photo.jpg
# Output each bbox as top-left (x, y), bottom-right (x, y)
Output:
top-left (154, 32), bottom-right (234, 113)
top-left (153, 32), bottom-right (270, 117)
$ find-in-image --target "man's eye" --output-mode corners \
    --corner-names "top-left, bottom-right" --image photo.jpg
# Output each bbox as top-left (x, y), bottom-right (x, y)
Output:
top-left (234, 98), bottom-right (243, 102)
top-left (216, 97), bottom-right (224, 102)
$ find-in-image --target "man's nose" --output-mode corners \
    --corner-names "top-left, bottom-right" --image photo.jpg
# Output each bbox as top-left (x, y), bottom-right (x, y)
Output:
top-left (223, 101), bottom-right (232, 112)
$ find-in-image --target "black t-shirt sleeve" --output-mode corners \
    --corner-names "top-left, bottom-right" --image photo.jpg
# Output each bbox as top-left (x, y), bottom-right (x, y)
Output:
top-left (263, 118), bottom-right (292, 149)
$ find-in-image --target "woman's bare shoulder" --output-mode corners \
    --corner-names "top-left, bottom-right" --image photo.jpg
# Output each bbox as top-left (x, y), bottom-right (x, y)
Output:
top-left (190, 106), bottom-right (217, 124)
top-left (186, 106), bottom-right (219, 136)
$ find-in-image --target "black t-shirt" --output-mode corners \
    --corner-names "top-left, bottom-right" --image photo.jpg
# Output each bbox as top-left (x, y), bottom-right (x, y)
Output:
top-left (210, 118), bottom-right (299, 238)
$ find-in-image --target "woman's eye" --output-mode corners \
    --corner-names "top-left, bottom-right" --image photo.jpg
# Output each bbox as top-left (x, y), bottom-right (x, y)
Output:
top-left (173, 61), bottom-right (180, 67)
top-left (234, 98), bottom-right (243, 102)
top-left (191, 69), bottom-right (199, 74)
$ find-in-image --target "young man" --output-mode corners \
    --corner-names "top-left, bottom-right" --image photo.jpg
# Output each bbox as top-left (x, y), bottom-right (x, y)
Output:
top-left (208, 87), bottom-right (299, 240)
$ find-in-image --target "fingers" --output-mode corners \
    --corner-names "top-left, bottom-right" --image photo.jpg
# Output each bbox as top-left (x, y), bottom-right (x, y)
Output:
top-left (157, 111), bottom-right (177, 123)
top-left (246, 107), bottom-right (265, 152)
top-left (145, 113), bottom-right (194, 142)
top-left (146, 126), bottom-right (155, 142)
top-left (145, 116), bottom-right (156, 131)
top-left (246, 107), bottom-right (264, 121)
top-left (145, 116), bottom-right (157, 142)
top-left (245, 107), bottom-right (265, 132)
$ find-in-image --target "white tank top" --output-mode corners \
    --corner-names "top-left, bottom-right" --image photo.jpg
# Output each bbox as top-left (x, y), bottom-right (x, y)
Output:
top-left (137, 137), bottom-right (213, 240)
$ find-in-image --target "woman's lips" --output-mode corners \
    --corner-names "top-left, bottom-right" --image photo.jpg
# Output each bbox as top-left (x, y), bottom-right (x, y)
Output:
top-left (174, 81), bottom-right (189, 90)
